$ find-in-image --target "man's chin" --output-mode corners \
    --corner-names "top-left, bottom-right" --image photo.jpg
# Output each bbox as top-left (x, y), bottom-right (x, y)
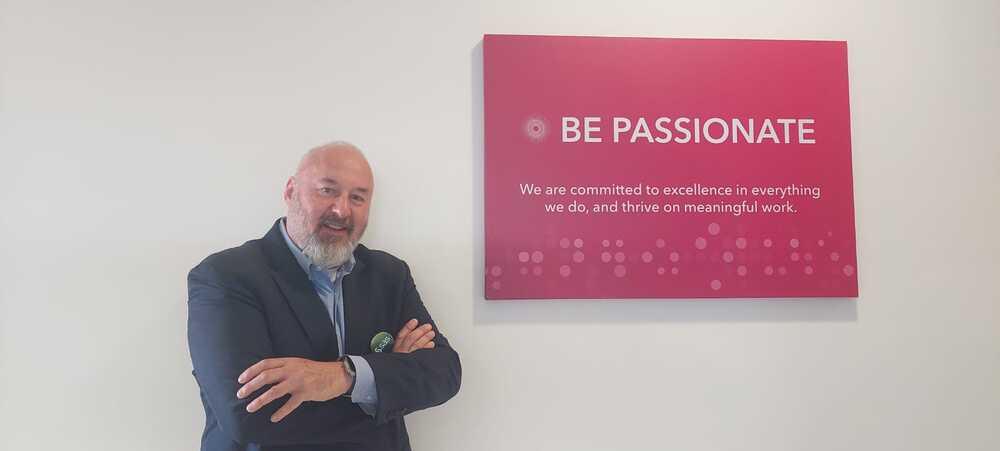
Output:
top-left (305, 242), bottom-right (355, 268)
top-left (320, 236), bottom-right (357, 250)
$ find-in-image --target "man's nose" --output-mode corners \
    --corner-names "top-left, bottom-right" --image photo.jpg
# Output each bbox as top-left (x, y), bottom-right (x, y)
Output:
top-left (329, 194), bottom-right (349, 218)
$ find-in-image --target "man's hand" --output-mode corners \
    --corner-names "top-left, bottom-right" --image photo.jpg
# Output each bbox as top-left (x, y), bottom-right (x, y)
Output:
top-left (236, 357), bottom-right (353, 423)
top-left (393, 318), bottom-right (436, 353)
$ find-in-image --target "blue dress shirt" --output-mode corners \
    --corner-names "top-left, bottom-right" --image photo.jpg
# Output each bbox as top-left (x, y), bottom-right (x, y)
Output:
top-left (279, 219), bottom-right (378, 415)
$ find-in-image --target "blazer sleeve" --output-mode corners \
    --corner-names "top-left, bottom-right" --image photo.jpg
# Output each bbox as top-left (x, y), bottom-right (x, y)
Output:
top-left (362, 260), bottom-right (462, 425)
top-left (187, 261), bottom-right (376, 446)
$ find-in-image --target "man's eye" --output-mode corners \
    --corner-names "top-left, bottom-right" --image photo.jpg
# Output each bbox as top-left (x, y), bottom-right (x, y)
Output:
top-left (319, 187), bottom-right (335, 195)
top-left (351, 195), bottom-right (366, 203)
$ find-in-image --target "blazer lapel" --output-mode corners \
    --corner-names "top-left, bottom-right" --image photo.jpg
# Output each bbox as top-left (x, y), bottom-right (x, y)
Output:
top-left (271, 269), bottom-right (339, 359)
top-left (260, 220), bottom-right (339, 359)
top-left (342, 247), bottom-right (373, 356)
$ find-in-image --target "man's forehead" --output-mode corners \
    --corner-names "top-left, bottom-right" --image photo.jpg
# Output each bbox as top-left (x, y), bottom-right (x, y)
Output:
top-left (298, 146), bottom-right (373, 187)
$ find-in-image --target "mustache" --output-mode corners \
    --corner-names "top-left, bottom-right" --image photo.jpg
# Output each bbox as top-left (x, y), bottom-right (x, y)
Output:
top-left (319, 215), bottom-right (353, 232)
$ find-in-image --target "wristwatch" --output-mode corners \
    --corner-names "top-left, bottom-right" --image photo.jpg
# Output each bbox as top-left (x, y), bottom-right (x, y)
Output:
top-left (338, 356), bottom-right (357, 397)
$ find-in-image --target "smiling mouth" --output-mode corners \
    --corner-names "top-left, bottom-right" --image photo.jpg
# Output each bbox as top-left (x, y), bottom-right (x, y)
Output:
top-left (322, 223), bottom-right (350, 233)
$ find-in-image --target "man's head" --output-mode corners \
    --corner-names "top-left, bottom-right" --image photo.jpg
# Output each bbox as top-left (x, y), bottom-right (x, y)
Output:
top-left (283, 141), bottom-right (374, 269)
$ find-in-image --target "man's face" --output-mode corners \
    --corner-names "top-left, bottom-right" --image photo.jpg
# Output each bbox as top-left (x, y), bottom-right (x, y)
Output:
top-left (284, 147), bottom-right (373, 268)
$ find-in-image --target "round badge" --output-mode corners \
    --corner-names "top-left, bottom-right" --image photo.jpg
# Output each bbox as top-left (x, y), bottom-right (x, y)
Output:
top-left (370, 331), bottom-right (394, 353)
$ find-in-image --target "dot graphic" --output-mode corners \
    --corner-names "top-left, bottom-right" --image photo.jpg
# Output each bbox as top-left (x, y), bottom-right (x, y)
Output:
top-left (708, 223), bottom-right (721, 235)
top-left (804, 265), bottom-right (814, 275)
top-left (790, 238), bottom-right (800, 249)
top-left (656, 238), bottom-right (666, 248)
top-left (602, 240), bottom-right (610, 248)
top-left (735, 237), bottom-right (747, 249)
top-left (615, 239), bottom-right (624, 248)
top-left (574, 238), bottom-right (584, 249)
top-left (763, 239), bottom-right (773, 248)
top-left (559, 265), bottom-right (572, 277)
top-left (722, 251), bottom-right (734, 263)
top-left (641, 251), bottom-right (654, 263)
top-left (671, 267), bottom-right (679, 275)
top-left (490, 266), bottom-right (502, 277)
top-left (657, 267), bottom-right (665, 275)
top-left (601, 252), bottom-right (612, 263)
top-left (559, 238), bottom-right (570, 249)
top-left (614, 265), bottom-right (627, 278)
top-left (524, 117), bottom-right (547, 142)
top-left (491, 281), bottom-right (501, 290)
top-left (518, 252), bottom-right (530, 263)
top-left (737, 265), bottom-right (748, 276)
top-left (710, 280), bottom-right (722, 290)
top-left (695, 237), bottom-right (707, 250)
top-left (843, 265), bottom-right (855, 277)
top-left (669, 252), bottom-right (680, 263)
top-left (804, 253), bottom-right (813, 262)
top-left (764, 265), bottom-right (774, 276)
top-left (778, 266), bottom-right (788, 276)
top-left (818, 240), bottom-right (825, 247)
top-left (532, 266), bottom-right (543, 276)
top-left (572, 251), bottom-right (585, 263)
top-left (830, 252), bottom-right (841, 262)
top-left (531, 251), bottom-right (544, 263)
top-left (614, 252), bottom-right (626, 263)
top-left (791, 252), bottom-right (800, 262)
top-left (520, 267), bottom-right (528, 275)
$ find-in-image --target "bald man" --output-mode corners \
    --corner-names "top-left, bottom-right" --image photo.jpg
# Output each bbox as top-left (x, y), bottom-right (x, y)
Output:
top-left (187, 142), bottom-right (461, 451)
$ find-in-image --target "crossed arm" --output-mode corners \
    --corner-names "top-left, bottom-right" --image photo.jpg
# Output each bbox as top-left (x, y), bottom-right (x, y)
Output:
top-left (235, 319), bottom-right (437, 423)
top-left (187, 262), bottom-right (460, 446)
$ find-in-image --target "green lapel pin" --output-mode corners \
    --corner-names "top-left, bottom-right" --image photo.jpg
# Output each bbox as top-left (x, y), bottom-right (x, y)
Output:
top-left (370, 331), bottom-right (394, 353)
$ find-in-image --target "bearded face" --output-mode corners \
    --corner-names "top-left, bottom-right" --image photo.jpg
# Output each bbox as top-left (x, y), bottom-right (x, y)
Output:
top-left (287, 193), bottom-right (361, 270)
top-left (282, 145), bottom-right (373, 271)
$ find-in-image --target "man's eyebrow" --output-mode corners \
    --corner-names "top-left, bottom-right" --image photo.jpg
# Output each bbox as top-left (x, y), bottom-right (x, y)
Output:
top-left (318, 177), bottom-right (370, 194)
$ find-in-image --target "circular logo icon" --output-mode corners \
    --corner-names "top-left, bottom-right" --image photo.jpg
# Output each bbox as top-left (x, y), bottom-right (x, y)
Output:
top-left (370, 331), bottom-right (394, 353)
top-left (523, 116), bottom-right (548, 142)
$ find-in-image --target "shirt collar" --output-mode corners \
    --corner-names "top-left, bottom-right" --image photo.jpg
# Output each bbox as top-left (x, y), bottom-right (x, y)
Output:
top-left (279, 218), bottom-right (356, 281)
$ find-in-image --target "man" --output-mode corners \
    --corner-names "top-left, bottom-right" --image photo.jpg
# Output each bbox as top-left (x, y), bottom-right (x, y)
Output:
top-left (187, 142), bottom-right (461, 451)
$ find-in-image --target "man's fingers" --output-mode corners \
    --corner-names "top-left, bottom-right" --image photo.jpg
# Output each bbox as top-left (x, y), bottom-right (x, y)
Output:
top-left (392, 319), bottom-right (423, 352)
top-left (237, 369), bottom-right (283, 399)
top-left (424, 341), bottom-right (435, 349)
top-left (247, 383), bottom-right (290, 413)
top-left (399, 324), bottom-right (433, 352)
top-left (409, 330), bottom-right (436, 352)
top-left (270, 394), bottom-right (305, 423)
top-left (395, 318), bottom-right (418, 341)
top-left (239, 358), bottom-right (287, 384)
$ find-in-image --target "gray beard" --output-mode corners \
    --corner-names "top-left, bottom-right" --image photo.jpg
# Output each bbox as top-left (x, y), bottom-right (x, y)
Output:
top-left (300, 231), bottom-right (357, 272)
top-left (286, 197), bottom-right (359, 271)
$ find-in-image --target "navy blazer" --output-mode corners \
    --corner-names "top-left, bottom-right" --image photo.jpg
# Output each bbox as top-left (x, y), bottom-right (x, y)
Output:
top-left (187, 220), bottom-right (461, 451)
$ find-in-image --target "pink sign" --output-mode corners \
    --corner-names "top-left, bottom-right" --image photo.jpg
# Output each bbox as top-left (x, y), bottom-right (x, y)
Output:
top-left (484, 34), bottom-right (858, 299)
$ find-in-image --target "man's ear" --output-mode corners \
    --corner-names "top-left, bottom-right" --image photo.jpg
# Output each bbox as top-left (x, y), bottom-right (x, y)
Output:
top-left (283, 177), bottom-right (295, 203)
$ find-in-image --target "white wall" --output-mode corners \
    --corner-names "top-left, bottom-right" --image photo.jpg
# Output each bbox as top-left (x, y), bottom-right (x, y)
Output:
top-left (2, 1), bottom-right (998, 450)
